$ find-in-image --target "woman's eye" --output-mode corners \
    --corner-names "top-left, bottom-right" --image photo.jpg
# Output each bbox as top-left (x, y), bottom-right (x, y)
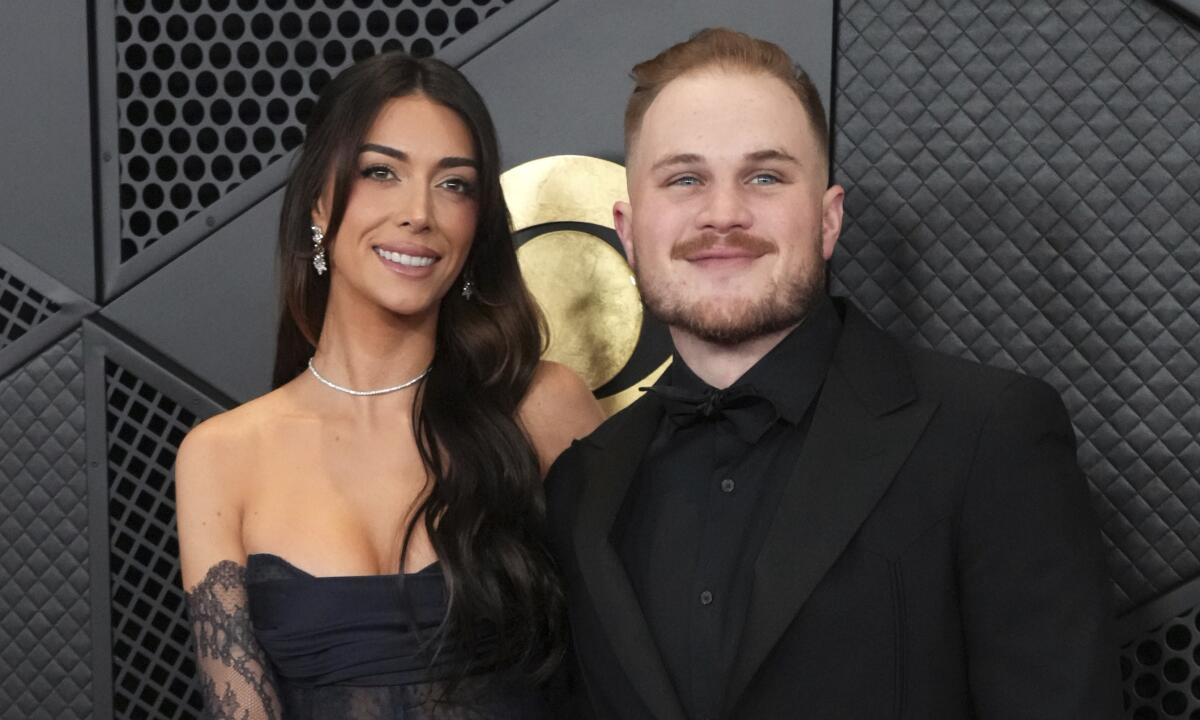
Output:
top-left (361, 165), bottom-right (395, 181)
top-left (439, 177), bottom-right (474, 194)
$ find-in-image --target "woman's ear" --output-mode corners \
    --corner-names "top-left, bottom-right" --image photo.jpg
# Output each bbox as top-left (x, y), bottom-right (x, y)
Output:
top-left (311, 181), bottom-right (334, 233)
top-left (311, 200), bottom-right (329, 234)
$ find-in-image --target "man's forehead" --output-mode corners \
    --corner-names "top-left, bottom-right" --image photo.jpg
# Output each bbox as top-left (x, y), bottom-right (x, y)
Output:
top-left (637, 74), bottom-right (809, 134)
top-left (650, 67), bottom-right (802, 113)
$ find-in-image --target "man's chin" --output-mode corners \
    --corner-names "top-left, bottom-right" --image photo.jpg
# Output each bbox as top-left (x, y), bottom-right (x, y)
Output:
top-left (653, 300), bottom-right (806, 347)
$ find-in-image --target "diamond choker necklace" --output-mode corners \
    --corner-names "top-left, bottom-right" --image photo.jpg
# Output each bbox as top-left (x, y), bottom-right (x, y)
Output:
top-left (307, 357), bottom-right (431, 397)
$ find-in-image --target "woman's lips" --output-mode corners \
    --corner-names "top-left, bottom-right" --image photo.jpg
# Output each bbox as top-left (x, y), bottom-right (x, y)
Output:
top-left (373, 245), bottom-right (440, 276)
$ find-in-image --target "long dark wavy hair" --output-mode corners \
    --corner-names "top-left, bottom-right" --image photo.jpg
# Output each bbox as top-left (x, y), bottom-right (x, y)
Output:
top-left (272, 52), bottom-right (564, 682)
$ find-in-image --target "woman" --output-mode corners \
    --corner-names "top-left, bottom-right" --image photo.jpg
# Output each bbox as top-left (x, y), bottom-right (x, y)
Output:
top-left (175, 52), bottom-right (603, 719)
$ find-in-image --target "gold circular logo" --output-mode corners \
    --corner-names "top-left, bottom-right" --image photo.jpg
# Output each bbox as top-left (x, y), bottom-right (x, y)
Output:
top-left (502, 155), bottom-right (671, 415)
top-left (516, 230), bottom-right (642, 391)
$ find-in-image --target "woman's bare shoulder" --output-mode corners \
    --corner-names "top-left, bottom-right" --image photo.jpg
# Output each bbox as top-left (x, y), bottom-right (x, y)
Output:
top-left (520, 360), bottom-right (605, 475)
top-left (175, 386), bottom-right (301, 490)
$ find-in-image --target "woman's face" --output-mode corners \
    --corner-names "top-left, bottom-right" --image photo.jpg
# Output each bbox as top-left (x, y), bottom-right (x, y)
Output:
top-left (315, 93), bottom-right (479, 322)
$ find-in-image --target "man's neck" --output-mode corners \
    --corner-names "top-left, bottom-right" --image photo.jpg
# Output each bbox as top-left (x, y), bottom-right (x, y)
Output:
top-left (669, 323), bottom-right (800, 390)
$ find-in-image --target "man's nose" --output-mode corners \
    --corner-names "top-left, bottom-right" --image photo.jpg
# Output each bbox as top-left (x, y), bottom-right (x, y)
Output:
top-left (695, 183), bottom-right (752, 233)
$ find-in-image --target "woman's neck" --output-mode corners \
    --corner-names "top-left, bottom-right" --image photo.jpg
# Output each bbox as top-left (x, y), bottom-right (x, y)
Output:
top-left (311, 291), bottom-right (438, 394)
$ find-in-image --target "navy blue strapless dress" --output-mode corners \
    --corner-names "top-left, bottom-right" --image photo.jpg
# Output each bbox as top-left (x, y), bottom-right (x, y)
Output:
top-left (245, 553), bottom-right (552, 719)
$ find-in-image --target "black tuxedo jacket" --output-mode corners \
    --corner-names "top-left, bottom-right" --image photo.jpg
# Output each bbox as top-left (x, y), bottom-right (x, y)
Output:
top-left (545, 300), bottom-right (1121, 719)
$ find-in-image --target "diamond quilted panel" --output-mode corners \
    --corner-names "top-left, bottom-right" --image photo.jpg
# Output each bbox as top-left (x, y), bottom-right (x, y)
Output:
top-left (0, 331), bottom-right (91, 720)
top-left (833, 0), bottom-right (1200, 612)
top-left (0, 264), bottom-right (60, 353)
top-left (114, 0), bottom-right (515, 264)
top-left (105, 358), bottom-right (203, 720)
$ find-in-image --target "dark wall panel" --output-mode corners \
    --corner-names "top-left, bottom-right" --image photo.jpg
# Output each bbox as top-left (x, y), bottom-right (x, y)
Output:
top-left (0, 2), bottom-right (96, 301)
top-left (100, 0), bottom-right (524, 299)
top-left (462, 0), bottom-right (834, 168)
top-left (0, 331), bottom-right (91, 720)
top-left (102, 191), bottom-right (281, 403)
top-left (0, 246), bottom-right (96, 379)
top-left (832, 0), bottom-right (1200, 612)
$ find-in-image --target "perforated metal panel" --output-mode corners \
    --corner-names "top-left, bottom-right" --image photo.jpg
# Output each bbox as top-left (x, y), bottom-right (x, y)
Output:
top-left (105, 356), bottom-right (204, 720)
top-left (114, 0), bottom-right (514, 265)
top-left (1119, 577), bottom-right (1200, 719)
top-left (0, 248), bottom-right (94, 382)
top-left (84, 321), bottom-right (226, 720)
top-left (1122, 617), bottom-right (1200, 719)
top-left (833, 0), bottom-right (1200, 612)
top-left (0, 331), bottom-right (90, 720)
top-left (0, 267), bottom-right (60, 352)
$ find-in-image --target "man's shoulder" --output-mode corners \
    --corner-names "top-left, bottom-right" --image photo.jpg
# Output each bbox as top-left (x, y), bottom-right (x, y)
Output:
top-left (900, 344), bottom-right (1066, 424)
top-left (837, 298), bottom-right (1060, 414)
top-left (905, 344), bottom-right (1024, 389)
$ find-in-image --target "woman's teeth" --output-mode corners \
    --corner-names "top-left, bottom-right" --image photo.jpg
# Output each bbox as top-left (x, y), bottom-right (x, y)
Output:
top-left (375, 247), bottom-right (436, 267)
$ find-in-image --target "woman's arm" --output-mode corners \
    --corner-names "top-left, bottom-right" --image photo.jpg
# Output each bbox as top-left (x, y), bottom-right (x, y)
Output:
top-left (519, 361), bottom-right (606, 477)
top-left (176, 419), bottom-right (283, 720)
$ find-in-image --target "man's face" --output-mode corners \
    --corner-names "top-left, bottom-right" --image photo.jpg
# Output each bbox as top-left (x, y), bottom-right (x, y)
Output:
top-left (615, 69), bottom-right (844, 346)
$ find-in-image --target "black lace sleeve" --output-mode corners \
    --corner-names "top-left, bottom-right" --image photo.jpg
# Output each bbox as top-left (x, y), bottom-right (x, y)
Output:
top-left (186, 560), bottom-right (283, 720)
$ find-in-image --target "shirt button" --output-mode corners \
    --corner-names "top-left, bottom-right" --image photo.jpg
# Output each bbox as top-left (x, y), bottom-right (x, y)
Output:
top-left (700, 590), bottom-right (714, 606)
top-left (720, 477), bottom-right (735, 493)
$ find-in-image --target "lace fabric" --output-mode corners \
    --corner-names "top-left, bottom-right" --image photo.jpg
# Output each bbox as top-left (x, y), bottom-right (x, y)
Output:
top-left (186, 560), bottom-right (283, 720)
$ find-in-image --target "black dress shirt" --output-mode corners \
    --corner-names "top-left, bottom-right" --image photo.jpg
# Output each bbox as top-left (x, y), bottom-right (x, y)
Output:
top-left (614, 297), bottom-right (842, 720)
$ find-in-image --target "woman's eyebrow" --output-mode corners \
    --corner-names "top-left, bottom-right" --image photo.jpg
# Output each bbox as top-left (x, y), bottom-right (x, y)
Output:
top-left (358, 143), bottom-right (407, 161)
top-left (358, 143), bottom-right (477, 170)
top-left (437, 156), bottom-right (478, 170)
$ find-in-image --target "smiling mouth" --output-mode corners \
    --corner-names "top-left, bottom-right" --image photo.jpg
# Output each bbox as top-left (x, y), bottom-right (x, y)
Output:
top-left (373, 246), bottom-right (439, 268)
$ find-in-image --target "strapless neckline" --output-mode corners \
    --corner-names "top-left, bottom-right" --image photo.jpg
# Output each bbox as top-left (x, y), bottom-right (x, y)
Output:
top-left (246, 552), bottom-right (441, 581)
top-left (242, 551), bottom-right (553, 716)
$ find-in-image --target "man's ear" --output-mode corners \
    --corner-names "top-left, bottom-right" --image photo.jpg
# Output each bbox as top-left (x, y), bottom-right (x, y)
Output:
top-left (613, 200), bottom-right (636, 269)
top-left (820, 184), bottom-right (845, 261)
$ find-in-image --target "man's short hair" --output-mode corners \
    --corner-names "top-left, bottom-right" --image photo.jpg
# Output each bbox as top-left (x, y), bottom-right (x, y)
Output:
top-left (624, 28), bottom-right (830, 166)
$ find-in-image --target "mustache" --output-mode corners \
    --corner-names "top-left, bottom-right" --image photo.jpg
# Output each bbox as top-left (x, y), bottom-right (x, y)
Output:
top-left (670, 231), bottom-right (777, 260)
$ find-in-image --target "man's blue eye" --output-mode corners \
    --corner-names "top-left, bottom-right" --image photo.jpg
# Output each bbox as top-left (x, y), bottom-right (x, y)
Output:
top-left (750, 174), bottom-right (779, 184)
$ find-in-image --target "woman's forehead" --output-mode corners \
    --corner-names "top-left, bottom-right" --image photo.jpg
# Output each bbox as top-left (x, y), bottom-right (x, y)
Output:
top-left (363, 95), bottom-right (476, 160)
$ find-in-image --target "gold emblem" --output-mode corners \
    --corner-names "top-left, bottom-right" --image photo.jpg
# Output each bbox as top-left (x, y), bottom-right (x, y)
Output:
top-left (502, 155), bottom-right (672, 415)
top-left (502, 154), bottom-right (628, 230)
top-left (516, 230), bottom-right (641, 391)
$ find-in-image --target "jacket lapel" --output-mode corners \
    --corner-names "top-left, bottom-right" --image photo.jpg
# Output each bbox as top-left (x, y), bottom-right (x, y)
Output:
top-left (720, 304), bottom-right (938, 715)
top-left (573, 396), bottom-right (688, 720)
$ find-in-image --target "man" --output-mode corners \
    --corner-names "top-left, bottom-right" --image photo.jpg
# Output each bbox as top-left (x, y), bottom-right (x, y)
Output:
top-left (545, 28), bottom-right (1120, 719)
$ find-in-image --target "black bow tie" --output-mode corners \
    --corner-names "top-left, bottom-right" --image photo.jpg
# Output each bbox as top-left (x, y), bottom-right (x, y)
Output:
top-left (643, 383), bottom-right (779, 443)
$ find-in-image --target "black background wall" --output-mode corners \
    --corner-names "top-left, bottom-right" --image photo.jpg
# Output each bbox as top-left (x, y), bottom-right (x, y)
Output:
top-left (0, 1), bottom-right (1196, 718)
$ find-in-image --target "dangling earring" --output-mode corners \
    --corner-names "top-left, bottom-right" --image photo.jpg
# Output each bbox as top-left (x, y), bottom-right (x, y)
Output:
top-left (311, 224), bottom-right (327, 275)
top-left (460, 276), bottom-right (475, 300)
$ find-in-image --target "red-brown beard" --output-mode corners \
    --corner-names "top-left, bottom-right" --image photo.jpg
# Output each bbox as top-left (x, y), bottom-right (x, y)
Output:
top-left (637, 229), bottom-right (826, 346)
